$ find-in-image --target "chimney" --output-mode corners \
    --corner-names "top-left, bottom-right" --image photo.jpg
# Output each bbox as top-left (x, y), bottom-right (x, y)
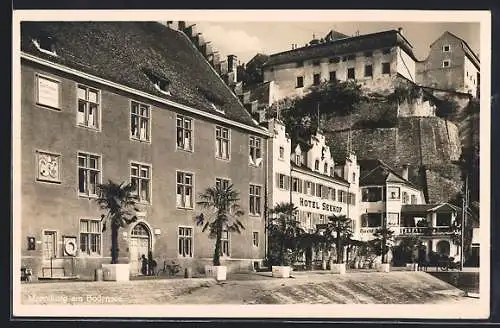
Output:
top-left (398, 27), bottom-right (403, 34)
top-left (166, 21), bottom-right (173, 28)
top-left (178, 21), bottom-right (186, 31)
top-left (227, 55), bottom-right (238, 73)
top-left (402, 164), bottom-right (409, 180)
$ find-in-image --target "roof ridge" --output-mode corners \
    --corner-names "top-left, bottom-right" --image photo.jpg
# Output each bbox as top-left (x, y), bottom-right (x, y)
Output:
top-left (174, 26), bottom-right (261, 129)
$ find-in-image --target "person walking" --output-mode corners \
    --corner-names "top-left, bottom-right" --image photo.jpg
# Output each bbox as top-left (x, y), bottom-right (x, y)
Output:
top-left (141, 254), bottom-right (148, 275)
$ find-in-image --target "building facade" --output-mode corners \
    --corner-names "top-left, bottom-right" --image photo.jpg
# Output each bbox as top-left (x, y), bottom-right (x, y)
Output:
top-left (261, 29), bottom-right (419, 103)
top-left (19, 22), bottom-right (269, 280)
top-left (416, 31), bottom-right (480, 97)
top-left (266, 119), bottom-right (360, 238)
top-left (358, 160), bottom-right (461, 258)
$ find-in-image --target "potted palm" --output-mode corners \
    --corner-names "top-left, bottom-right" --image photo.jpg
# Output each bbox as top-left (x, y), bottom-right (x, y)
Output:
top-left (326, 215), bottom-right (352, 274)
top-left (267, 202), bottom-right (304, 278)
top-left (195, 183), bottom-right (245, 281)
top-left (95, 180), bottom-right (139, 282)
top-left (372, 226), bottom-right (395, 272)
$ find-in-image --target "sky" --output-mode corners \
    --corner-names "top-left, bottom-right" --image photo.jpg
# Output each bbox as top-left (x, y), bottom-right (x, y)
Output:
top-left (192, 21), bottom-right (480, 64)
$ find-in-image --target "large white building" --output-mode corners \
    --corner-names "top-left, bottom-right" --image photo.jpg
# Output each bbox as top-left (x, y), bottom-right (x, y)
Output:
top-left (266, 119), bottom-right (360, 236)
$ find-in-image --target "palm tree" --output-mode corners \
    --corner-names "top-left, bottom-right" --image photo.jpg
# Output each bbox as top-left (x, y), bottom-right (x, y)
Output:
top-left (195, 183), bottom-right (245, 266)
top-left (372, 227), bottom-right (396, 264)
top-left (95, 180), bottom-right (139, 264)
top-left (267, 202), bottom-right (305, 266)
top-left (325, 215), bottom-right (353, 264)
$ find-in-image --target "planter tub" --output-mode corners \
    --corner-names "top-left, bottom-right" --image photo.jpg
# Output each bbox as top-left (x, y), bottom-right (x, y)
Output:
top-left (205, 265), bottom-right (227, 281)
top-left (330, 263), bottom-right (346, 274)
top-left (272, 266), bottom-right (291, 278)
top-left (406, 263), bottom-right (419, 271)
top-left (101, 263), bottom-right (130, 282)
top-left (377, 263), bottom-right (390, 273)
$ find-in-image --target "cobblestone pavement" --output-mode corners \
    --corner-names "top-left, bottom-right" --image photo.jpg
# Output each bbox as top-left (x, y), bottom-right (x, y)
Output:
top-left (20, 271), bottom-right (475, 305)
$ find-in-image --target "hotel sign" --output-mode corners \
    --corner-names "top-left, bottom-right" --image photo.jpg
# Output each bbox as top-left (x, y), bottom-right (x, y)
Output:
top-left (37, 75), bottom-right (60, 109)
top-left (299, 197), bottom-right (343, 213)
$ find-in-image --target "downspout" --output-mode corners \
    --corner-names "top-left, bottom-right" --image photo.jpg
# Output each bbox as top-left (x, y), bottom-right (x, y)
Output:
top-left (264, 132), bottom-right (269, 262)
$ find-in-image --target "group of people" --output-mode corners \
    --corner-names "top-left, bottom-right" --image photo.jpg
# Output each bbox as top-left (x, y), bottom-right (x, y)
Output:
top-left (141, 251), bottom-right (157, 276)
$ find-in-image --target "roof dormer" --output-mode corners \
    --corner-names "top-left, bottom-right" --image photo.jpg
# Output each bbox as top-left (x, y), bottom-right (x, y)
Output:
top-left (141, 67), bottom-right (171, 96)
top-left (32, 33), bottom-right (57, 57)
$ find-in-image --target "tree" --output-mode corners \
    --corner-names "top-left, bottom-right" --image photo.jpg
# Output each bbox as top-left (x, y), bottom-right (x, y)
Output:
top-left (195, 183), bottom-right (245, 266)
top-left (325, 215), bottom-right (353, 264)
top-left (96, 180), bottom-right (139, 264)
top-left (393, 236), bottom-right (421, 266)
top-left (372, 227), bottom-right (395, 264)
top-left (267, 202), bottom-right (305, 266)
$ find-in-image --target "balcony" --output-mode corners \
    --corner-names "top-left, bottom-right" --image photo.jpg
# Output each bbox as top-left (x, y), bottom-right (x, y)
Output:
top-left (399, 226), bottom-right (454, 235)
top-left (358, 226), bottom-right (454, 236)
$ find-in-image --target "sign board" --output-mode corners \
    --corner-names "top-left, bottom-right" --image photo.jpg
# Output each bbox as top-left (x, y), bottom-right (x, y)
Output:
top-left (37, 75), bottom-right (60, 109)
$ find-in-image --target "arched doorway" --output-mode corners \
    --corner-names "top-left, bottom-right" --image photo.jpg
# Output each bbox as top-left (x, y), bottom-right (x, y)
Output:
top-left (129, 222), bottom-right (151, 275)
top-left (436, 240), bottom-right (451, 257)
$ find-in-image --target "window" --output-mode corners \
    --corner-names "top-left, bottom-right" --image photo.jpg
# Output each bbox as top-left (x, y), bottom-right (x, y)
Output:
top-left (80, 219), bottom-right (101, 256)
top-left (305, 181), bottom-right (312, 195)
top-left (249, 136), bottom-right (262, 166)
top-left (312, 59), bottom-right (321, 66)
top-left (215, 126), bottom-right (230, 160)
top-left (364, 51), bottom-right (373, 57)
top-left (77, 85), bottom-right (100, 129)
top-left (323, 163), bottom-right (328, 174)
top-left (346, 54), bottom-right (355, 61)
top-left (313, 73), bottom-right (321, 85)
top-left (347, 192), bottom-right (356, 205)
top-left (222, 229), bottom-right (230, 256)
top-left (130, 163), bottom-right (151, 203)
top-left (176, 115), bottom-right (193, 151)
top-left (252, 232), bottom-right (259, 247)
top-left (388, 186), bottom-right (401, 200)
top-left (295, 154), bottom-right (302, 165)
top-left (176, 171), bottom-right (193, 209)
top-left (314, 160), bottom-right (320, 171)
top-left (277, 174), bottom-right (289, 190)
top-left (130, 101), bottom-right (150, 142)
top-left (361, 213), bottom-right (382, 227)
top-left (329, 71), bottom-right (336, 81)
top-left (36, 74), bottom-right (60, 109)
top-left (382, 62), bottom-right (391, 75)
top-left (411, 194), bottom-right (417, 204)
top-left (442, 45), bottom-right (450, 52)
top-left (364, 65), bottom-right (373, 77)
top-left (361, 187), bottom-right (383, 202)
top-left (329, 57), bottom-right (340, 64)
top-left (352, 172), bottom-right (356, 183)
top-left (296, 76), bottom-right (304, 88)
top-left (292, 178), bottom-right (300, 192)
top-left (78, 153), bottom-right (101, 197)
top-left (249, 184), bottom-right (262, 216)
top-left (316, 184), bottom-right (322, 197)
top-left (387, 213), bottom-right (399, 227)
top-left (382, 48), bottom-right (391, 55)
top-left (279, 146), bottom-right (285, 160)
top-left (436, 213), bottom-right (452, 226)
top-left (329, 188), bottom-right (336, 201)
top-left (338, 190), bottom-right (347, 203)
top-left (216, 178), bottom-right (230, 190)
top-left (36, 151), bottom-right (61, 183)
top-left (319, 214), bottom-right (326, 224)
top-left (347, 68), bottom-right (355, 79)
top-left (402, 192), bottom-right (409, 204)
top-left (443, 60), bottom-right (451, 68)
top-left (322, 186), bottom-right (329, 199)
top-left (178, 227), bottom-right (193, 257)
top-left (330, 167), bottom-right (334, 177)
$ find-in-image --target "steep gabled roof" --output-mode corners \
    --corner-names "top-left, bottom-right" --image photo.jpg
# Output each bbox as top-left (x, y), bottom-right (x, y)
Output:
top-left (359, 159), bottom-right (420, 189)
top-left (324, 29), bottom-right (349, 41)
top-left (21, 21), bottom-right (261, 128)
top-left (263, 29), bottom-right (418, 68)
top-left (430, 31), bottom-right (480, 70)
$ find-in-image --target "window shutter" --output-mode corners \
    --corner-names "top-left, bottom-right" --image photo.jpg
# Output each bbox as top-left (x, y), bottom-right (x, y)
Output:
top-left (285, 176), bottom-right (290, 190)
top-left (298, 179), bottom-right (303, 193)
